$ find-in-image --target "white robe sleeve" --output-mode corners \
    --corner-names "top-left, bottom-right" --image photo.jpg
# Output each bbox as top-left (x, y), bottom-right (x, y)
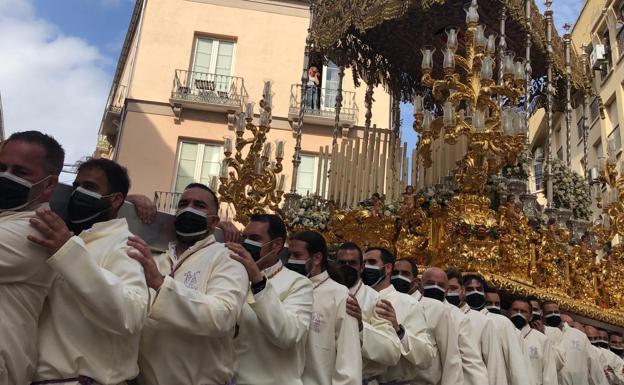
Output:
top-left (149, 250), bottom-right (248, 337)
top-left (588, 344), bottom-right (609, 385)
top-left (332, 293), bottom-right (362, 385)
top-left (482, 319), bottom-right (509, 385)
top-left (609, 353), bottom-right (624, 385)
top-left (249, 276), bottom-right (313, 349)
top-left (426, 302), bottom-right (464, 385)
top-left (399, 302), bottom-right (436, 369)
top-left (0, 216), bottom-right (48, 282)
top-left (47, 235), bottom-right (148, 335)
top-left (361, 303), bottom-right (401, 367)
top-left (498, 319), bottom-right (534, 385)
top-left (542, 335), bottom-right (559, 385)
top-left (458, 316), bottom-right (490, 385)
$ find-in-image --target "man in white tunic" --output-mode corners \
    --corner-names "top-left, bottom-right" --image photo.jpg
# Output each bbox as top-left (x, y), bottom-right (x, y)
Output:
top-left (586, 325), bottom-right (624, 385)
top-left (417, 267), bottom-right (465, 385)
top-left (446, 268), bottom-right (505, 385)
top-left (225, 214), bottom-right (313, 385)
top-left (540, 300), bottom-right (567, 376)
top-left (362, 247), bottom-right (436, 385)
top-left (28, 158), bottom-right (149, 385)
top-left (509, 297), bottom-right (558, 385)
top-left (0, 131), bottom-right (64, 385)
top-left (391, 258), bottom-right (420, 296)
top-left (481, 286), bottom-right (533, 385)
top-left (610, 333), bottom-right (624, 359)
top-left (335, 242), bottom-right (401, 384)
top-left (287, 231), bottom-right (362, 385)
top-left (128, 183), bottom-right (248, 385)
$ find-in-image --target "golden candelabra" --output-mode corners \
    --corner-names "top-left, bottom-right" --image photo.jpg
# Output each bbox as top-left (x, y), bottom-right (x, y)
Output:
top-left (218, 81), bottom-right (286, 224)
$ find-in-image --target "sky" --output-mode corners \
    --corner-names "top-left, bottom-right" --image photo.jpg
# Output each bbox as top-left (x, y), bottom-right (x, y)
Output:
top-left (0, 0), bottom-right (584, 182)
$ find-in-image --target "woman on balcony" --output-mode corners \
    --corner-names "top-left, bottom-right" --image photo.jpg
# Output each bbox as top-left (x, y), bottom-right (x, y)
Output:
top-left (306, 66), bottom-right (320, 110)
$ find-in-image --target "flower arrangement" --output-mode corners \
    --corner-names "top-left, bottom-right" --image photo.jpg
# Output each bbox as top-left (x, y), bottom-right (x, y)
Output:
top-left (551, 159), bottom-right (591, 220)
top-left (446, 221), bottom-right (505, 239)
top-left (502, 152), bottom-right (531, 181)
top-left (418, 185), bottom-right (455, 210)
top-left (282, 195), bottom-right (331, 231)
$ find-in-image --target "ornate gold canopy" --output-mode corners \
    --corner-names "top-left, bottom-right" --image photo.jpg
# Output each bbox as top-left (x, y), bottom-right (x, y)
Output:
top-left (311, 0), bottom-right (585, 104)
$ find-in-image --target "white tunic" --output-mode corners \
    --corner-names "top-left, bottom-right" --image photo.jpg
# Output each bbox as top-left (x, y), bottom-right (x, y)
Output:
top-left (556, 323), bottom-right (608, 385)
top-left (350, 280), bottom-right (401, 380)
top-left (446, 302), bottom-right (489, 385)
top-left (139, 235), bottom-right (248, 385)
top-left (303, 271), bottom-right (362, 385)
top-left (0, 205), bottom-right (55, 385)
top-left (34, 218), bottom-right (149, 384)
top-left (483, 309), bottom-right (534, 385)
top-left (378, 285), bottom-right (437, 384)
top-left (235, 260), bottom-right (313, 385)
top-left (544, 325), bottom-right (567, 372)
top-left (417, 297), bottom-right (464, 385)
top-left (520, 324), bottom-right (558, 385)
top-left (597, 347), bottom-right (624, 385)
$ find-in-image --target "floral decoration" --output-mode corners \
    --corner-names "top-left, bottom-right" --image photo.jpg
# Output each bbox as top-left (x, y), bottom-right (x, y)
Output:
top-left (282, 195), bottom-right (331, 231)
top-left (551, 159), bottom-right (591, 220)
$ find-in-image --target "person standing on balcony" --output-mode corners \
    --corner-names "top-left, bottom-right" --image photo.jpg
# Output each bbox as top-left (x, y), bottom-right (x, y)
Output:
top-left (306, 66), bottom-right (320, 110)
top-left (286, 230), bottom-right (362, 385)
top-left (28, 158), bottom-right (150, 385)
top-left (0, 131), bottom-right (64, 385)
top-left (126, 183), bottom-right (248, 385)
top-left (225, 214), bottom-right (313, 385)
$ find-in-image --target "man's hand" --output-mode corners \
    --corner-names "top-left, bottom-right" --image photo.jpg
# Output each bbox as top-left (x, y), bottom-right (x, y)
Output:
top-left (530, 319), bottom-right (545, 334)
top-left (217, 221), bottom-right (241, 243)
top-left (376, 299), bottom-right (399, 332)
top-left (347, 294), bottom-right (363, 332)
top-left (226, 242), bottom-right (262, 284)
top-left (127, 236), bottom-right (164, 290)
top-left (28, 209), bottom-right (73, 256)
top-left (126, 194), bottom-right (157, 224)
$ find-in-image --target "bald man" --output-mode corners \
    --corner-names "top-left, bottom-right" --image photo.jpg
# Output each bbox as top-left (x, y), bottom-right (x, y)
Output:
top-left (555, 314), bottom-right (608, 385)
top-left (416, 267), bottom-right (464, 385)
top-left (587, 325), bottom-right (624, 385)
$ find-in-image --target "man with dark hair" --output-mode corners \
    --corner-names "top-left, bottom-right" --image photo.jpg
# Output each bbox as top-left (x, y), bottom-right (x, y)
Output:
top-left (450, 271), bottom-right (506, 385)
top-left (592, 328), bottom-right (624, 385)
top-left (335, 242), bottom-right (401, 383)
top-left (128, 182), bottom-right (248, 385)
top-left (478, 284), bottom-right (531, 385)
top-left (509, 297), bottom-right (557, 385)
top-left (27, 157), bottom-right (149, 384)
top-left (0, 130), bottom-right (64, 384)
top-left (610, 332), bottom-right (624, 358)
top-left (484, 286), bottom-right (502, 314)
top-left (361, 246), bottom-right (436, 384)
top-left (287, 231), bottom-right (361, 385)
top-left (224, 214), bottom-right (314, 385)
top-left (392, 258), bottom-right (420, 296)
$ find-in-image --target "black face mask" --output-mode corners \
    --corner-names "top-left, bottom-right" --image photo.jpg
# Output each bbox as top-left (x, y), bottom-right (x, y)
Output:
top-left (361, 265), bottom-right (385, 287)
top-left (610, 346), bottom-right (624, 356)
top-left (174, 207), bottom-right (209, 244)
top-left (486, 305), bottom-right (501, 314)
top-left (0, 172), bottom-right (48, 211)
top-left (242, 239), bottom-right (274, 262)
top-left (511, 313), bottom-right (528, 329)
top-left (286, 259), bottom-right (308, 276)
top-left (67, 187), bottom-right (112, 234)
top-left (465, 291), bottom-right (486, 310)
top-left (544, 313), bottom-right (561, 327)
top-left (532, 312), bottom-right (542, 322)
top-left (339, 264), bottom-right (360, 288)
top-left (597, 340), bottom-right (609, 349)
top-left (590, 340), bottom-right (601, 347)
top-left (391, 275), bottom-right (412, 294)
top-left (423, 284), bottom-right (446, 302)
top-left (446, 292), bottom-right (461, 306)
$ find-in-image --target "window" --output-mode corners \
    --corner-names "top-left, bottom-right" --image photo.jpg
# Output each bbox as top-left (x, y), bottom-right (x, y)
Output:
top-left (577, 117), bottom-right (585, 144)
top-left (296, 154), bottom-right (319, 195)
top-left (174, 141), bottom-right (222, 193)
top-left (608, 125), bottom-right (622, 155)
top-left (590, 97), bottom-right (600, 123)
top-left (322, 62), bottom-right (340, 109)
top-left (594, 139), bottom-right (604, 159)
top-left (192, 37), bottom-right (235, 93)
top-left (557, 146), bottom-right (564, 160)
top-left (533, 161), bottom-right (543, 191)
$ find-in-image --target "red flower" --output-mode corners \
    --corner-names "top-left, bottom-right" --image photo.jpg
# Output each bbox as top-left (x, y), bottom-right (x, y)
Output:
top-left (458, 225), bottom-right (469, 236)
top-left (476, 227), bottom-right (487, 238)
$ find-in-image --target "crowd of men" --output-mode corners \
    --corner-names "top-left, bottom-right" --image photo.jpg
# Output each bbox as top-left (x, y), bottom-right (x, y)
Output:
top-left (2, 129), bottom-right (624, 385)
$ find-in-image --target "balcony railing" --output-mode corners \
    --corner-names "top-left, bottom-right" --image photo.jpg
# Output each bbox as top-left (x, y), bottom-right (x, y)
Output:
top-left (288, 84), bottom-right (357, 126)
top-left (170, 69), bottom-right (248, 112)
top-left (154, 191), bottom-right (181, 214)
top-left (108, 85), bottom-right (126, 114)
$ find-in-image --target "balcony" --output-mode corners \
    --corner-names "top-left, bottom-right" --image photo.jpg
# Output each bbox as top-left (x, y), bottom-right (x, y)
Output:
top-left (288, 84), bottom-right (357, 127)
top-left (154, 191), bottom-right (181, 214)
top-left (101, 84), bottom-right (126, 136)
top-left (108, 85), bottom-right (126, 114)
top-left (170, 70), bottom-right (248, 116)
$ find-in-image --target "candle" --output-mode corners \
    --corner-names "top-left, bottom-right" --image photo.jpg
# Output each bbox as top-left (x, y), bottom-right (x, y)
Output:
top-left (474, 24), bottom-right (486, 50)
top-left (316, 146), bottom-right (324, 196)
top-left (236, 113), bottom-right (246, 133)
top-left (245, 102), bottom-right (254, 119)
top-left (514, 61), bottom-right (526, 80)
top-left (321, 145), bottom-right (329, 198)
top-left (504, 51), bottom-right (516, 75)
top-left (486, 33), bottom-right (497, 55)
top-left (443, 101), bottom-right (455, 127)
top-left (262, 142), bottom-right (272, 159)
top-left (480, 56), bottom-right (494, 80)
top-left (224, 137), bottom-right (233, 154)
top-left (209, 175), bottom-right (218, 191)
top-left (278, 175), bottom-right (285, 191)
top-left (465, 0), bottom-right (479, 24)
top-left (219, 159), bottom-right (229, 179)
top-left (443, 48), bottom-right (455, 70)
top-left (254, 158), bottom-right (264, 174)
top-left (421, 46), bottom-right (435, 71)
top-left (263, 81), bottom-right (271, 98)
top-left (275, 140), bottom-right (285, 158)
top-left (413, 95), bottom-right (424, 114)
top-left (446, 27), bottom-right (458, 52)
top-left (259, 110), bottom-right (269, 127)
